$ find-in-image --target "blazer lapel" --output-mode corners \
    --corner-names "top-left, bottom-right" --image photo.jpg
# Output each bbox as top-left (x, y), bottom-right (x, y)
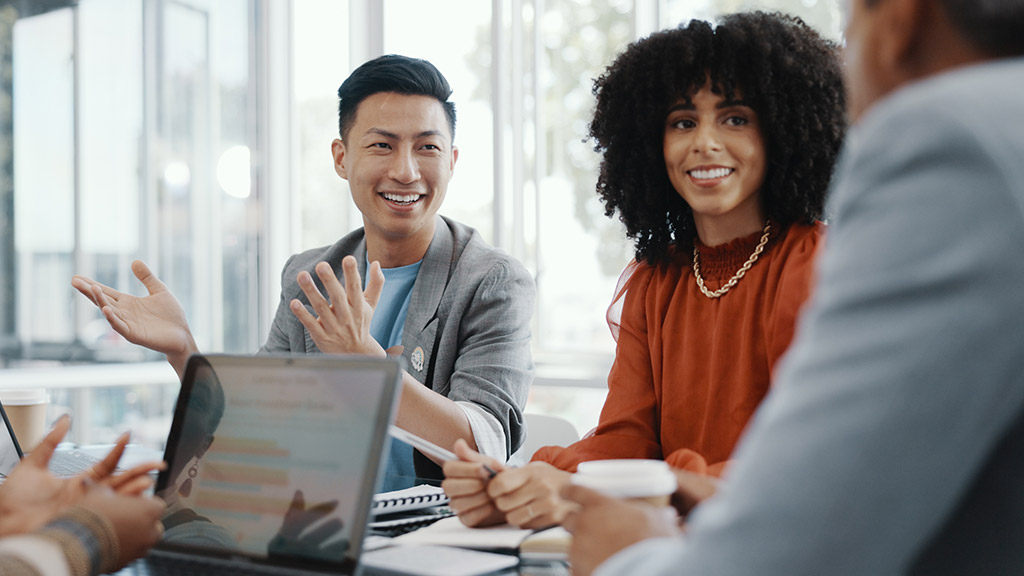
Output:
top-left (401, 217), bottom-right (454, 382)
top-left (408, 218), bottom-right (453, 329)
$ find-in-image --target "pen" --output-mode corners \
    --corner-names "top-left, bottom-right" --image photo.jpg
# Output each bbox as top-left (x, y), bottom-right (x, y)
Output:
top-left (388, 425), bottom-right (498, 478)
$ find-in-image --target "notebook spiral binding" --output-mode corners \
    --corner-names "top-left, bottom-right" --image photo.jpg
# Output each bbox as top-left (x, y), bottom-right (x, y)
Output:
top-left (373, 491), bottom-right (449, 512)
top-left (368, 508), bottom-right (454, 537)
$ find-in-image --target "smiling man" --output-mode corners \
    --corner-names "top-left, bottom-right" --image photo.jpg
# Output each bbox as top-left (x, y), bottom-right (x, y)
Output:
top-left (559, 1), bottom-right (1024, 574)
top-left (73, 55), bottom-right (535, 491)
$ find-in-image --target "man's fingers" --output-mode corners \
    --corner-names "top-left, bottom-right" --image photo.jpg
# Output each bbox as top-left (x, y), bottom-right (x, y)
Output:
top-left (131, 260), bottom-right (169, 295)
top-left (25, 414), bottom-right (71, 466)
top-left (671, 469), bottom-right (718, 515)
top-left (100, 304), bottom-right (132, 337)
top-left (72, 276), bottom-right (126, 307)
top-left (452, 438), bottom-right (483, 462)
top-left (289, 299), bottom-right (321, 333)
top-left (560, 483), bottom-right (611, 509)
top-left (452, 438), bottom-right (505, 473)
top-left (90, 284), bottom-right (134, 342)
top-left (314, 262), bottom-right (349, 321)
top-left (297, 271), bottom-right (334, 321)
top-left (71, 277), bottom-right (101, 306)
top-left (562, 507), bottom-right (580, 534)
top-left (364, 261), bottom-right (385, 309)
top-left (91, 284), bottom-right (112, 309)
top-left (340, 256), bottom-right (366, 311)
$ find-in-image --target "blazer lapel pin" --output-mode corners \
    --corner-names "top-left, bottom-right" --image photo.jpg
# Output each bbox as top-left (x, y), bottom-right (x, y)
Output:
top-left (411, 346), bottom-right (425, 372)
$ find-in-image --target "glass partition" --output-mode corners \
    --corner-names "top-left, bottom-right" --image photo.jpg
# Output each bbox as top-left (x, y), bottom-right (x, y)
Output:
top-left (1, 0), bottom-right (843, 445)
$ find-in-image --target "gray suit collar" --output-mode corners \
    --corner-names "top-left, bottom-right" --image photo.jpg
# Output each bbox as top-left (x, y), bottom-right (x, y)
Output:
top-left (406, 216), bottom-right (454, 333)
top-left (345, 216), bottom-right (453, 333)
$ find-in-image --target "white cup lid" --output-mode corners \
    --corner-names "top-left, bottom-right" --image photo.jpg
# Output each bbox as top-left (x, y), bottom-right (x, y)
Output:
top-left (572, 459), bottom-right (676, 498)
top-left (0, 388), bottom-right (49, 405)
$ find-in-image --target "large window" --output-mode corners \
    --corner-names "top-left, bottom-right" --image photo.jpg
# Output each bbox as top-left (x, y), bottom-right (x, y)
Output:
top-left (5, 0), bottom-right (257, 363)
top-left (291, 0), bottom-right (843, 433)
top-left (1, 0), bottom-right (842, 445)
top-left (1, 0), bottom-right (257, 447)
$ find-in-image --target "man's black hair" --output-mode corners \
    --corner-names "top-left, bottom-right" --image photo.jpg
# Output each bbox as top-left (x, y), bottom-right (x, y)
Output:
top-left (336, 54), bottom-right (456, 141)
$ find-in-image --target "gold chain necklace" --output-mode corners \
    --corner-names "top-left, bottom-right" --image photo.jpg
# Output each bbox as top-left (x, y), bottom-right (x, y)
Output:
top-left (693, 220), bottom-right (772, 299)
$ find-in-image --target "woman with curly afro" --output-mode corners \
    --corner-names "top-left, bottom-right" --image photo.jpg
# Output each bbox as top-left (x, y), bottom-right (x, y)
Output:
top-left (443, 11), bottom-right (846, 529)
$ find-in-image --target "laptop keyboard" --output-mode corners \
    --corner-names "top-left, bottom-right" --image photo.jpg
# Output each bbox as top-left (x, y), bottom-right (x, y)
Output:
top-left (48, 450), bottom-right (104, 478)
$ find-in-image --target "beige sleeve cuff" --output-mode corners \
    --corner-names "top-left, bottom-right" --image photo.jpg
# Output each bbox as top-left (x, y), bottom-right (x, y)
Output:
top-left (38, 507), bottom-right (120, 576)
top-left (0, 535), bottom-right (73, 576)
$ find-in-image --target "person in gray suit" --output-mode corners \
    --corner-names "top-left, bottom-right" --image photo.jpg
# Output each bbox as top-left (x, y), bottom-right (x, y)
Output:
top-left (72, 55), bottom-right (534, 490)
top-left (560, 1), bottom-right (1024, 574)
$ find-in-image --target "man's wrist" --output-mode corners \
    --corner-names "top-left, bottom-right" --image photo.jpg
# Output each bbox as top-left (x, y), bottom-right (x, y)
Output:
top-left (167, 340), bottom-right (199, 378)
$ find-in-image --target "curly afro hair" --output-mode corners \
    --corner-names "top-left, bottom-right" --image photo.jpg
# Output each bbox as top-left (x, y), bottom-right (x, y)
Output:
top-left (589, 11), bottom-right (846, 265)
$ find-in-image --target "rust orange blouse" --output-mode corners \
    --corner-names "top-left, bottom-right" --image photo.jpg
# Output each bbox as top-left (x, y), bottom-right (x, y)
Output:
top-left (533, 223), bottom-right (823, 476)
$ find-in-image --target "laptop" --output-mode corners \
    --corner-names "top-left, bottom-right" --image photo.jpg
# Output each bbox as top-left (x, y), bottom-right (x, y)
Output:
top-left (0, 399), bottom-right (107, 481)
top-left (117, 353), bottom-right (403, 576)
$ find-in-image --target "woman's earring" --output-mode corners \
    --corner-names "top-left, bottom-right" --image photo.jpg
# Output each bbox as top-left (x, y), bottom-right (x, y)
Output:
top-left (178, 462), bottom-right (200, 497)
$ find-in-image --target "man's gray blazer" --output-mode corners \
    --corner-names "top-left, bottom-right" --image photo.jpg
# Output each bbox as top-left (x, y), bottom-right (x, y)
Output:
top-left (596, 57), bottom-right (1024, 575)
top-left (259, 215), bottom-right (534, 481)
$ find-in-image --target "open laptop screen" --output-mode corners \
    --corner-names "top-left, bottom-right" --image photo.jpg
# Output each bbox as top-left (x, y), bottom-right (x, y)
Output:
top-left (154, 354), bottom-right (401, 570)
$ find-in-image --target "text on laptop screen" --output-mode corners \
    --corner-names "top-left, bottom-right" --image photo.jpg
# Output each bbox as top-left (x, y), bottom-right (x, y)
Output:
top-left (157, 355), bottom-right (395, 563)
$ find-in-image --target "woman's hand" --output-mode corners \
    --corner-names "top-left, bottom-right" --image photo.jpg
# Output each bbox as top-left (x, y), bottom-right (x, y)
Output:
top-left (442, 439), bottom-right (508, 527)
top-left (0, 416), bottom-right (165, 536)
top-left (485, 462), bottom-right (574, 529)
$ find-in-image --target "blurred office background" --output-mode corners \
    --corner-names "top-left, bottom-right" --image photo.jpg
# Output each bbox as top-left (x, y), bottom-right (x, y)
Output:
top-left (0, 0), bottom-right (841, 449)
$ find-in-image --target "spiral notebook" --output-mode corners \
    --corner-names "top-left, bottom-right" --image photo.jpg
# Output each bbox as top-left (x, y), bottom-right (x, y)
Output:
top-left (369, 484), bottom-right (452, 536)
top-left (371, 484), bottom-right (449, 515)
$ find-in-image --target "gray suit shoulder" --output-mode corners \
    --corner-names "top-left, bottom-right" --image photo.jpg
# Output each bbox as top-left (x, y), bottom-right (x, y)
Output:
top-left (442, 216), bottom-right (534, 286)
top-left (279, 228), bottom-right (366, 282)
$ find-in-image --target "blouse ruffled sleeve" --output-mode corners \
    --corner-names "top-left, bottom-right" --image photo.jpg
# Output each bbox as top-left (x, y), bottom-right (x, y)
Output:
top-left (532, 261), bottom-right (665, 471)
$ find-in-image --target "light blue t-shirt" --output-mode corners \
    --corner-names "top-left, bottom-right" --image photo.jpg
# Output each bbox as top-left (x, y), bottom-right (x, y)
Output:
top-left (368, 260), bottom-right (421, 492)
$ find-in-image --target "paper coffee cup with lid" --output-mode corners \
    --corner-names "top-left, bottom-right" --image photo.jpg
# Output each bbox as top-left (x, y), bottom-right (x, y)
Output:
top-left (571, 459), bottom-right (676, 507)
top-left (0, 388), bottom-right (50, 451)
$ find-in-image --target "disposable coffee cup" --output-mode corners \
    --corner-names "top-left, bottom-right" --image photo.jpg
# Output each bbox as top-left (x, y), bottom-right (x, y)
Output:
top-left (571, 459), bottom-right (676, 507)
top-left (0, 388), bottom-right (50, 451)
